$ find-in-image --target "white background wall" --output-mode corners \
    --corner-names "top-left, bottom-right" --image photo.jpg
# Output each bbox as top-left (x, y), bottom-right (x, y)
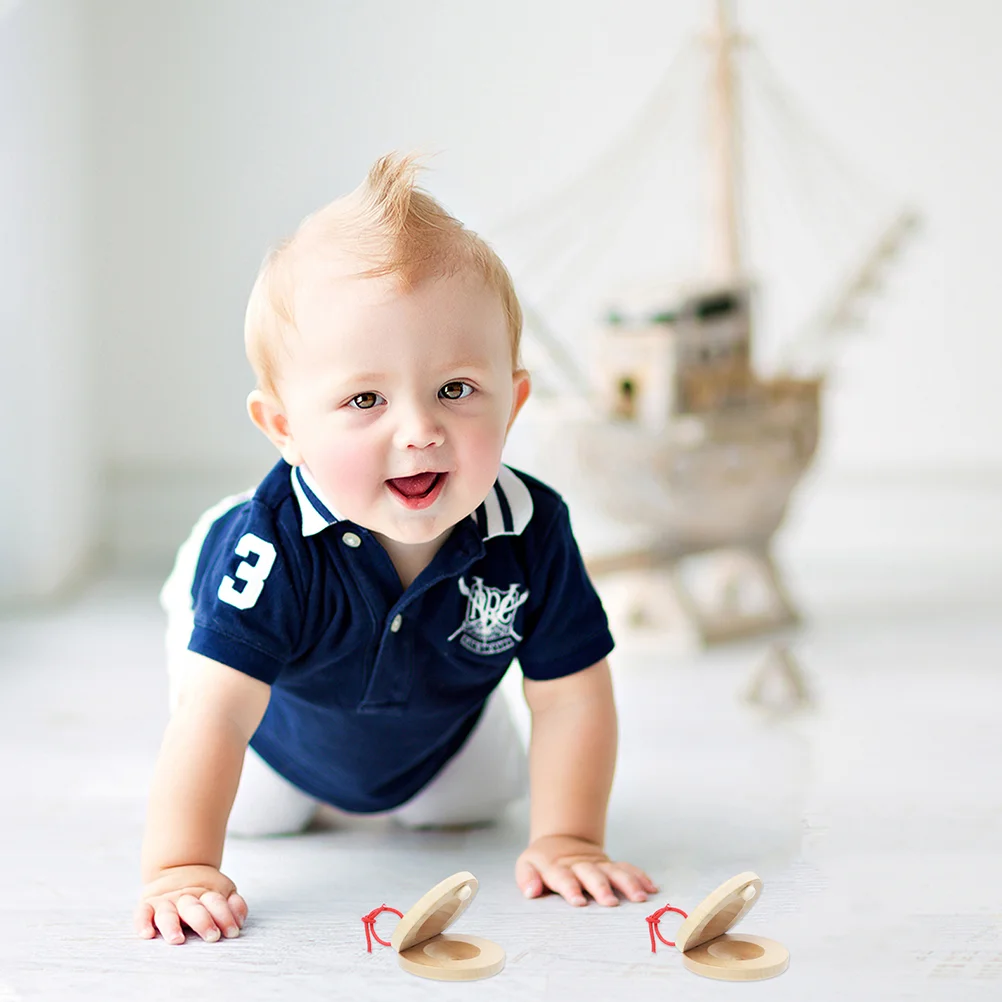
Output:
top-left (3, 0), bottom-right (1000, 599)
top-left (1, 0), bottom-right (94, 601)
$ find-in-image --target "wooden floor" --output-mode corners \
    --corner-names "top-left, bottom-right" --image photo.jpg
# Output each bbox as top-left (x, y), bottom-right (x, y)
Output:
top-left (1, 557), bottom-right (999, 1001)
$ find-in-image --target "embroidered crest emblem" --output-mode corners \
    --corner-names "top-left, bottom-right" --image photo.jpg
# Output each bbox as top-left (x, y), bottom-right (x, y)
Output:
top-left (447, 575), bottom-right (530, 656)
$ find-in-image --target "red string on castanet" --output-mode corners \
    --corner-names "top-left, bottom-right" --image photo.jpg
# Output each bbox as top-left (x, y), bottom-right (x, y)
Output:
top-left (361, 904), bottom-right (403, 953)
top-left (645, 903), bottom-right (688, 953)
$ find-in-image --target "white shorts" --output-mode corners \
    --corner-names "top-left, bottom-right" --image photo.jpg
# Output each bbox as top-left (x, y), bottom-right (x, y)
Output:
top-left (160, 513), bottom-right (529, 836)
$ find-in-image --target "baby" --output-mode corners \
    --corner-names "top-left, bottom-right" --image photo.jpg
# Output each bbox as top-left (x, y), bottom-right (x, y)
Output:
top-left (135, 154), bottom-right (657, 945)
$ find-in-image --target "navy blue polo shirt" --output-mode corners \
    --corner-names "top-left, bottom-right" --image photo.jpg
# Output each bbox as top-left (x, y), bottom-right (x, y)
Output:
top-left (184, 459), bottom-right (614, 813)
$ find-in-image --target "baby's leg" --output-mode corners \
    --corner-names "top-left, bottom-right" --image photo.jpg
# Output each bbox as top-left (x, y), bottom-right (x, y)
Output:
top-left (390, 688), bottom-right (528, 829)
top-left (227, 746), bottom-right (319, 837)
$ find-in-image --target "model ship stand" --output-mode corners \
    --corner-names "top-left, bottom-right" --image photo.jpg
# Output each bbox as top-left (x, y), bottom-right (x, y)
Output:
top-left (741, 642), bottom-right (812, 713)
top-left (587, 543), bottom-right (801, 650)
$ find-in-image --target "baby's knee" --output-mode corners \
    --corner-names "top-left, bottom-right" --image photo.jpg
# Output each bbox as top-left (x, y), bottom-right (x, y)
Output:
top-left (226, 806), bottom-right (317, 838)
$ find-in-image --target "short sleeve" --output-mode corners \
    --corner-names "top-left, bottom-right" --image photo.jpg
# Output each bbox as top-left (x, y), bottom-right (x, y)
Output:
top-left (516, 500), bottom-right (615, 680)
top-left (187, 500), bottom-right (307, 684)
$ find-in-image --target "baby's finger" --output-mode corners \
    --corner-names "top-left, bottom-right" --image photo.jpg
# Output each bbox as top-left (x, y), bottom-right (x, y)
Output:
top-left (134, 901), bottom-right (156, 939)
top-left (601, 864), bottom-right (650, 903)
top-left (571, 862), bottom-right (618, 907)
top-left (621, 864), bottom-right (659, 895)
top-left (153, 902), bottom-right (186, 946)
top-left (175, 893), bottom-right (221, 943)
top-left (515, 857), bottom-right (545, 899)
top-left (227, 892), bottom-right (248, 929)
top-left (633, 867), bottom-right (659, 894)
top-left (200, 891), bottom-right (241, 939)
top-left (541, 865), bottom-right (587, 907)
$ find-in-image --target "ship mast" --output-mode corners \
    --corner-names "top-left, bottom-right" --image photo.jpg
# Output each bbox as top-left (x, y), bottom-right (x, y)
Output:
top-left (706, 0), bottom-right (743, 285)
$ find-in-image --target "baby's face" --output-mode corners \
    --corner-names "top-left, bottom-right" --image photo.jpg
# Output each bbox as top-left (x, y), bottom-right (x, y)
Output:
top-left (272, 267), bottom-right (528, 547)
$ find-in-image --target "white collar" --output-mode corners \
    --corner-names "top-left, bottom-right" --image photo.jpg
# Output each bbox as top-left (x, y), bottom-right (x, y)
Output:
top-left (290, 463), bottom-right (533, 540)
top-left (290, 465), bottom-right (348, 536)
top-left (476, 464), bottom-right (534, 539)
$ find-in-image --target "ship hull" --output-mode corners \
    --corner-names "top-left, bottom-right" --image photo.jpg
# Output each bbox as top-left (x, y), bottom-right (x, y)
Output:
top-left (570, 384), bottom-right (820, 559)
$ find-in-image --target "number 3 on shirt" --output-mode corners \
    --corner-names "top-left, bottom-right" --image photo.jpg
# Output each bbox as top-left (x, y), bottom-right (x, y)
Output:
top-left (217, 532), bottom-right (277, 610)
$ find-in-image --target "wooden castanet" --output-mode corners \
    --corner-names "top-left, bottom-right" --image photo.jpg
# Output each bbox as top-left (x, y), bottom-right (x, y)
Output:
top-left (390, 871), bottom-right (505, 982)
top-left (674, 872), bottom-right (790, 982)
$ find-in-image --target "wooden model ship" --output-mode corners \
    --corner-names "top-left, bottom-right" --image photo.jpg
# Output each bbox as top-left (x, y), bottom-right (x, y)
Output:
top-left (496, 0), bottom-right (917, 647)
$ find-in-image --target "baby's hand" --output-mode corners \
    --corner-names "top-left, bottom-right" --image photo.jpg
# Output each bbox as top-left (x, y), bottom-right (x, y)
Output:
top-left (135, 864), bottom-right (247, 945)
top-left (515, 835), bottom-right (658, 907)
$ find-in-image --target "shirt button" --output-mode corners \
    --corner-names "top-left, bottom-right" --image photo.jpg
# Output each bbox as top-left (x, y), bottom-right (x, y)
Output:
top-left (390, 614), bottom-right (403, 633)
top-left (341, 532), bottom-right (362, 548)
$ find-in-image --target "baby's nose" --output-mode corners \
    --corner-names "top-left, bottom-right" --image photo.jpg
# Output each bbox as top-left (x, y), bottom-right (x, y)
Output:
top-left (394, 405), bottom-right (445, 450)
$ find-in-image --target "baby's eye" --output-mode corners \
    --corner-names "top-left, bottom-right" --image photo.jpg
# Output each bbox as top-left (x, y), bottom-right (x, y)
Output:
top-left (349, 392), bottom-right (385, 410)
top-left (439, 381), bottom-right (474, 401)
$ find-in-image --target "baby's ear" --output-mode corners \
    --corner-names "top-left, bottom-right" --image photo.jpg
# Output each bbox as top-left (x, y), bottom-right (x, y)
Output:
top-left (506, 369), bottom-right (532, 435)
top-left (247, 390), bottom-right (303, 466)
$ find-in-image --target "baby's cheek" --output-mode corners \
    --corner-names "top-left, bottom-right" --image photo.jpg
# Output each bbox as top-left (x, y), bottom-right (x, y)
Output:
top-left (312, 439), bottom-right (382, 506)
top-left (462, 425), bottom-right (508, 482)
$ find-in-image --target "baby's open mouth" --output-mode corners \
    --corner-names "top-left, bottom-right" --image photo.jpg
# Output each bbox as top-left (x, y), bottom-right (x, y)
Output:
top-left (386, 472), bottom-right (444, 499)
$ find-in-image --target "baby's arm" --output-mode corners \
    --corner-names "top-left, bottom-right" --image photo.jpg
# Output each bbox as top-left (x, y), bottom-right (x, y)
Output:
top-left (516, 658), bottom-right (658, 907)
top-left (135, 651), bottom-right (270, 944)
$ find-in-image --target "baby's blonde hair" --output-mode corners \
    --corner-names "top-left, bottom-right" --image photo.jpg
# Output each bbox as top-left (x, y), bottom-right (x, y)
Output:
top-left (245, 153), bottom-right (523, 396)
